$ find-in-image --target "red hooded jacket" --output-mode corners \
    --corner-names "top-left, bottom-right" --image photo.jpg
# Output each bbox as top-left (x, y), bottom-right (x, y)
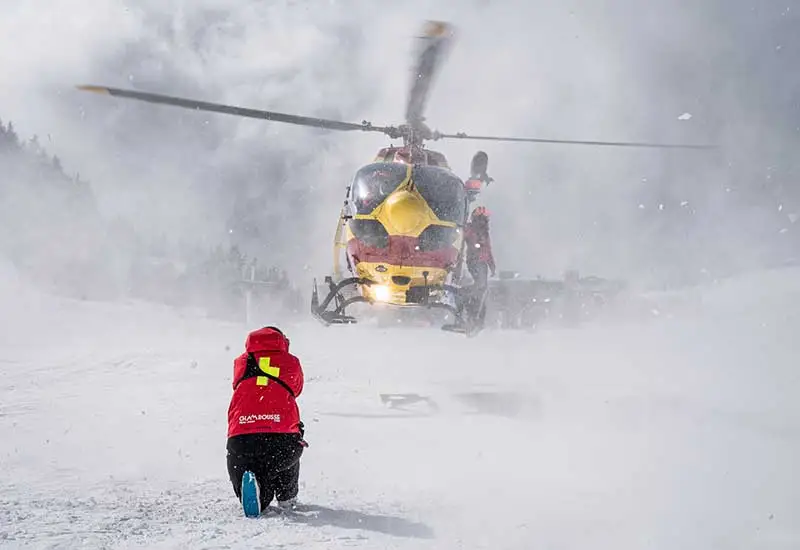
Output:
top-left (464, 218), bottom-right (496, 274)
top-left (227, 327), bottom-right (304, 438)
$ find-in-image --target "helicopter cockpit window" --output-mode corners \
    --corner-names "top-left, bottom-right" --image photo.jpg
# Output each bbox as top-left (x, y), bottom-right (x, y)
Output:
top-left (412, 166), bottom-right (466, 224)
top-left (351, 163), bottom-right (409, 214)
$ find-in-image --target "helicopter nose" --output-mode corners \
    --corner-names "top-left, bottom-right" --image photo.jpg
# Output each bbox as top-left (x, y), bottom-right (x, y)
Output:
top-left (384, 191), bottom-right (426, 235)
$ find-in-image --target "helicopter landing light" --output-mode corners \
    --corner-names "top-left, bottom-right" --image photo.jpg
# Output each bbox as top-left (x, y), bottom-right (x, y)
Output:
top-left (374, 285), bottom-right (391, 302)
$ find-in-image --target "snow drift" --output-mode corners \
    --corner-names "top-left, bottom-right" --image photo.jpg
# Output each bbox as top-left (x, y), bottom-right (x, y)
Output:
top-left (1, 266), bottom-right (798, 549)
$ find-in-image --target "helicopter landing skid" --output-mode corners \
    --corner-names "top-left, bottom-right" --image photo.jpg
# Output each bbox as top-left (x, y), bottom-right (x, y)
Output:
top-left (311, 276), bottom-right (373, 326)
top-left (310, 276), bottom-right (481, 335)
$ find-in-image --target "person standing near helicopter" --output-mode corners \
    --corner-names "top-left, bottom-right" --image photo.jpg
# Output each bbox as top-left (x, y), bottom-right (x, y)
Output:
top-left (464, 206), bottom-right (496, 287)
top-left (461, 206), bottom-right (496, 327)
top-left (463, 152), bottom-right (496, 285)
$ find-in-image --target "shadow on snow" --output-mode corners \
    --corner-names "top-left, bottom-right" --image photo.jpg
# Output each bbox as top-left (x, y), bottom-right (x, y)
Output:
top-left (279, 504), bottom-right (435, 539)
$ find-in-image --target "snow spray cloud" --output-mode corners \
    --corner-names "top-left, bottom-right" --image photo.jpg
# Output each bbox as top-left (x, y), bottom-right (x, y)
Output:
top-left (0, 0), bottom-right (797, 292)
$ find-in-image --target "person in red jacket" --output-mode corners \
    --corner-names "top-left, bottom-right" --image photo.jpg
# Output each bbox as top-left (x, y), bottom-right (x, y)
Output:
top-left (227, 326), bottom-right (307, 517)
top-left (461, 207), bottom-right (496, 328)
top-left (464, 206), bottom-right (496, 287)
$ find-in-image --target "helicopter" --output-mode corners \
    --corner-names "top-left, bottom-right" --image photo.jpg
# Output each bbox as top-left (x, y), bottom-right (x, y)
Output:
top-left (77, 20), bottom-right (712, 335)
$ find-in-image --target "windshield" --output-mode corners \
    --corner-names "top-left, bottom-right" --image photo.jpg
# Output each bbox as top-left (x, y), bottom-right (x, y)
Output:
top-left (350, 163), bottom-right (409, 214)
top-left (412, 166), bottom-right (466, 224)
top-left (417, 224), bottom-right (459, 251)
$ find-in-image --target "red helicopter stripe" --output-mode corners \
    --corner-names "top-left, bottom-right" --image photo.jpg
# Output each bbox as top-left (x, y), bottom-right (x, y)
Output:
top-left (347, 236), bottom-right (457, 270)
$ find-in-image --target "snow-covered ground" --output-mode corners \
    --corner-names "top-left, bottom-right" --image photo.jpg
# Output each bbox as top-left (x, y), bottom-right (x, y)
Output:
top-left (1, 264), bottom-right (799, 549)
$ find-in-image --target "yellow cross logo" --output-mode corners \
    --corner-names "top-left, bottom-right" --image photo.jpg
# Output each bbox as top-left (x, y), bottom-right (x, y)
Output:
top-left (256, 356), bottom-right (281, 386)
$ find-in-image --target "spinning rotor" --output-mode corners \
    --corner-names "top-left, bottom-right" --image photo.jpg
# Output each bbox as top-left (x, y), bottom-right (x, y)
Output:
top-left (77, 21), bottom-right (713, 153)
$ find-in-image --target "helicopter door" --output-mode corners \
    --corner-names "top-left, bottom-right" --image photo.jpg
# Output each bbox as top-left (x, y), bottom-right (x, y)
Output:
top-left (333, 206), bottom-right (350, 279)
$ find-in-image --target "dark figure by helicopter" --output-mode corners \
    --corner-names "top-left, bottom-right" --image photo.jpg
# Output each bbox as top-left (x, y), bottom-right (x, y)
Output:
top-left (460, 206), bottom-right (496, 329)
top-left (464, 206), bottom-right (496, 287)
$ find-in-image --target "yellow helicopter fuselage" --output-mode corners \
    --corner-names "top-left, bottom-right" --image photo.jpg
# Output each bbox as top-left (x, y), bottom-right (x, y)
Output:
top-left (333, 150), bottom-right (467, 307)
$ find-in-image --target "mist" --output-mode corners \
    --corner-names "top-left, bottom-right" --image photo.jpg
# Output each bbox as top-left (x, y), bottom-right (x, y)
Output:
top-left (2, 3), bottom-right (800, 548)
top-left (2, 0), bottom-right (798, 297)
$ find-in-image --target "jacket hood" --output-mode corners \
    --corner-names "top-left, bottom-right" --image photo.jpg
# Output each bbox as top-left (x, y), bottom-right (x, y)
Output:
top-left (244, 327), bottom-right (288, 353)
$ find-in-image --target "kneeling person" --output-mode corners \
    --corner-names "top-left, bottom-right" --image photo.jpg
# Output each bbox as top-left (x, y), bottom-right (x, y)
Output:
top-left (226, 326), bottom-right (307, 517)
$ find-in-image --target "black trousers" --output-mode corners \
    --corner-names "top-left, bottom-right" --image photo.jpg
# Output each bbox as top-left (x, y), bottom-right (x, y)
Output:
top-left (465, 260), bottom-right (489, 323)
top-left (467, 259), bottom-right (489, 289)
top-left (226, 433), bottom-right (305, 508)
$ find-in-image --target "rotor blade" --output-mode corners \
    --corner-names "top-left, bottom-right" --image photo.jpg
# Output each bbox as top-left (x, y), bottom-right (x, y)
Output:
top-left (436, 131), bottom-right (715, 150)
top-left (77, 85), bottom-right (393, 134)
top-left (406, 21), bottom-right (454, 127)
